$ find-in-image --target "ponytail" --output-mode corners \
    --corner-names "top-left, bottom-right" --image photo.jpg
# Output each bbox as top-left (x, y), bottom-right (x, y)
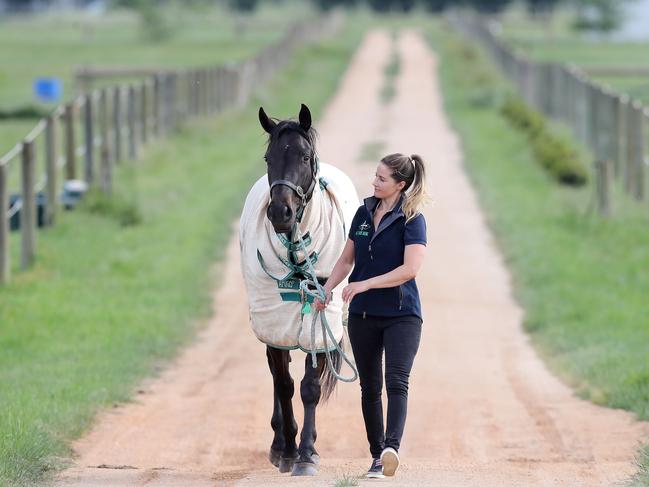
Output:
top-left (401, 154), bottom-right (430, 222)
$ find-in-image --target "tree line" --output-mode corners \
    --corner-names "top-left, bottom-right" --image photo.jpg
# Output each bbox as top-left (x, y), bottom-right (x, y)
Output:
top-left (1, 0), bottom-right (630, 34)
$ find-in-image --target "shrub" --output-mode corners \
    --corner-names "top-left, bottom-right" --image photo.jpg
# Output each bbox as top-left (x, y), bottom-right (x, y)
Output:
top-left (81, 189), bottom-right (143, 227)
top-left (501, 95), bottom-right (588, 186)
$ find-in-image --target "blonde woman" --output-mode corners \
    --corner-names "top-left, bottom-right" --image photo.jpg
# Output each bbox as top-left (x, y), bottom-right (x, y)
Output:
top-left (315, 153), bottom-right (428, 479)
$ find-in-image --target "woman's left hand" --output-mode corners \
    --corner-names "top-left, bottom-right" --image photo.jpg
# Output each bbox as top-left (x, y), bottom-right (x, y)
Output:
top-left (341, 281), bottom-right (370, 304)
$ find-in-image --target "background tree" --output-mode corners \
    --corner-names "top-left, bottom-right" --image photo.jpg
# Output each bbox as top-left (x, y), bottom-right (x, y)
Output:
top-left (526, 0), bottom-right (564, 41)
top-left (311, 0), bottom-right (360, 11)
top-left (527, 0), bottom-right (563, 14)
top-left (395, 0), bottom-right (417, 12)
top-left (366, 0), bottom-right (392, 12)
top-left (572, 0), bottom-right (634, 33)
top-left (228, 0), bottom-right (259, 12)
top-left (421, 0), bottom-right (453, 12)
top-left (468, 0), bottom-right (514, 14)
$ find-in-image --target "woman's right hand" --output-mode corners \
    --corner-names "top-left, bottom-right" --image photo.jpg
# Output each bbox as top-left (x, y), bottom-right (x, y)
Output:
top-left (314, 287), bottom-right (332, 312)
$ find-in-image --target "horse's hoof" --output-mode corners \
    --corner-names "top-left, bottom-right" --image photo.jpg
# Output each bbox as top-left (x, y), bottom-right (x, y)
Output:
top-left (269, 448), bottom-right (282, 468)
top-left (278, 454), bottom-right (298, 473)
top-left (291, 461), bottom-right (318, 476)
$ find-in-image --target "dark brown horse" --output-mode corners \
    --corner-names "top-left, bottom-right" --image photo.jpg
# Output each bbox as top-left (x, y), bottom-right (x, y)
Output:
top-left (257, 104), bottom-right (343, 476)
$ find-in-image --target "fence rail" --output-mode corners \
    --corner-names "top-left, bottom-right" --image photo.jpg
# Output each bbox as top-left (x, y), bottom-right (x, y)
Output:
top-left (0, 14), bottom-right (341, 285)
top-left (449, 12), bottom-right (649, 217)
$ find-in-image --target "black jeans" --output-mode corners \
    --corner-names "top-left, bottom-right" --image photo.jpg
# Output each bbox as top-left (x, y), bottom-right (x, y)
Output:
top-left (347, 313), bottom-right (422, 458)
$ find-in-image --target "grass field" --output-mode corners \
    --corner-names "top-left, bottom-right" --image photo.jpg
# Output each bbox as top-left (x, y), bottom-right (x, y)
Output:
top-left (428, 19), bottom-right (649, 484)
top-left (0, 13), bottom-right (366, 486)
top-left (0, 1), bottom-right (312, 155)
top-left (498, 8), bottom-right (649, 103)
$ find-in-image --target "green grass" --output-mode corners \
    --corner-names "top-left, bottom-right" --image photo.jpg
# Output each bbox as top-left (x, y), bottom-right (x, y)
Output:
top-left (427, 20), bottom-right (649, 482)
top-left (629, 446), bottom-right (649, 486)
top-left (358, 140), bottom-right (385, 162)
top-left (333, 473), bottom-right (361, 487)
top-left (498, 7), bottom-right (649, 103)
top-left (380, 31), bottom-right (401, 104)
top-left (0, 15), bottom-right (365, 486)
top-left (0, 1), bottom-right (313, 154)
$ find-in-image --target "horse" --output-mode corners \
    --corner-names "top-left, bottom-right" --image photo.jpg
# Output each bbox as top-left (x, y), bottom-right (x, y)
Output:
top-left (239, 104), bottom-right (359, 476)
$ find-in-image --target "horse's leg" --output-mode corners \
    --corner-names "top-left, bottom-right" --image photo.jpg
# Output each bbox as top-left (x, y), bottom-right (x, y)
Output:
top-left (267, 346), bottom-right (298, 473)
top-left (291, 352), bottom-right (326, 476)
top-left (266, 348), bottom-right (285, 467)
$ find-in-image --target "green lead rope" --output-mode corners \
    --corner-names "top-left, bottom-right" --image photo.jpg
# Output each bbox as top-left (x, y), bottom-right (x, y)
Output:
top-left (293, 223), bottom-right (358, 383)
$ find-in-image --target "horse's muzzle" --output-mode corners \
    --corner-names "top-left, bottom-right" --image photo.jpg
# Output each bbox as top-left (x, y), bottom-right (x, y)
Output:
top-left (267, 200), bottom-right (295, 234)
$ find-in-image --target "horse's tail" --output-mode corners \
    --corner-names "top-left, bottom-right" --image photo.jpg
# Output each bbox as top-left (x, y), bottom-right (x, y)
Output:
top-left (319, 338), bottom-right (344, 403)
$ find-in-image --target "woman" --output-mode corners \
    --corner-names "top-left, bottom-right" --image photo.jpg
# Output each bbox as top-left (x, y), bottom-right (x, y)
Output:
top-left (315, 153), bottom-right (428, 479)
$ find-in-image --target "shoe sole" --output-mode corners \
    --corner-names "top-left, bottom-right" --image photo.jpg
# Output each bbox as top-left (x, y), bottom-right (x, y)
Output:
top-left (381, 450), bottom-right (399, 477)
top-left (366, 472), bottom-right (385, 479)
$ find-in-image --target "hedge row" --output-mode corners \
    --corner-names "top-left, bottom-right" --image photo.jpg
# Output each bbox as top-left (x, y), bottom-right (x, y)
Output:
top-left (500, 95), bottom-right (588, 186)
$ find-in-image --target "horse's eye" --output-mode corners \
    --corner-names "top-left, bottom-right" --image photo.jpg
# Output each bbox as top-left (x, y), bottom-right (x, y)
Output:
top-left (302, 155), bottom-right (311, 164)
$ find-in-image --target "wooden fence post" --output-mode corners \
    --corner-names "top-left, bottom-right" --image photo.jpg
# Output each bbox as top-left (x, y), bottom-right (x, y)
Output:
top-left (209, 68), bottom-right (217, 114)
top-left (576, 74), bottom-right (589, 145)
top-left (0, 162), bottom-right (8, 284)
top-left (113, 86), bottom-right (122, 164)
top-left (128, 85), bottom-right (137, 160)
top-left (215, 67), bottom-right (223, 113)
top-left (165, 73), bottom-right (176, 129)
top-left (609, 93), bottom-right (621, 179)
top-left (45, 115), bottom-right (57, 226)
top-left (537, 62), bottom-right (551, 116)
top-left (595, 88), bottom-right (612, 166)
top-left (141, 81), bottom-right (148, 144)
top-left (616, 95), bottom-right (629, 190)
top-left (165, 72), bottom-right (178, 129)
top-left (21, 139), bottom-right (36, 269)
top-left (569, 68), bottom-right (581, 131)
top-left (170, 73), bottom-right (178, 129)
top-left (65, 103), bottom-right (76, 180)
top-left (84, 93), bottom-right (95, 184)
top-left (594, 159), bottom-right (612, 217)
top-left (153, 74), bottom-right (161, 137)
top-left (185, 71), bottom-right (192, 118)
top-left (99, 89), bottom-right (112, 195)
top-left (196, 70), bottom-right (202, 116)
top-left (629, 103), bottom-right (646, 201)
top-left (204, 69), bottom-right (210, 114)
top-left (160, 74), bottom-right (169, 135)
top-left (192, 70), bottom-right (198, 116)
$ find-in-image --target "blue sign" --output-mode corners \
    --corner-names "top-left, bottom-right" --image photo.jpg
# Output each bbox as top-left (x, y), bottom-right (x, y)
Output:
top-left (33, 78), bottom-right (63, 103)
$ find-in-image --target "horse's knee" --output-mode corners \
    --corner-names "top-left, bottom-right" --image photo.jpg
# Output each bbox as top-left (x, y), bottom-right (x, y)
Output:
top-left (300, 376), bottom-right (321, 406)
top-left (275, 376), bottom-right (294, 398)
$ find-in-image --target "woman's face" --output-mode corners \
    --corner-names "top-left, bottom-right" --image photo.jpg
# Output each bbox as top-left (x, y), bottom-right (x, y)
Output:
top-left (373, 163), bottom-right (405, 200)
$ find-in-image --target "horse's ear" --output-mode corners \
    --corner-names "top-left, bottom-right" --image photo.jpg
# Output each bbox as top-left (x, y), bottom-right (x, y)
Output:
top-left (259, 107), bottom-right (276, 134)
top-left (298, 103), bottom-right (311, 132)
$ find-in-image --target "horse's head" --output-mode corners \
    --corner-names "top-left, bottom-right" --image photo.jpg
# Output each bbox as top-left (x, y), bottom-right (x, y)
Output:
top-left (259, 103), bottom-right (318, 234)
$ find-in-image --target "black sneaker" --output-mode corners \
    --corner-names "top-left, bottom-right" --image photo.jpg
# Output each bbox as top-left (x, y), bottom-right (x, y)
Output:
top-left (366, 458), bottom-right (384, 479)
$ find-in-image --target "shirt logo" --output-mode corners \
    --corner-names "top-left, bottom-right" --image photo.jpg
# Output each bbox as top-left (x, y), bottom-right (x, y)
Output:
top-left (355, 220), bottom-right (370, 237)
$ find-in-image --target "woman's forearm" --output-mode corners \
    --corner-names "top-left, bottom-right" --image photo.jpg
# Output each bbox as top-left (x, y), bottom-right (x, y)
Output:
top-left (365, 265), bottom-right (416, 290)
top-left (325, 260), bottom-right (354, 292)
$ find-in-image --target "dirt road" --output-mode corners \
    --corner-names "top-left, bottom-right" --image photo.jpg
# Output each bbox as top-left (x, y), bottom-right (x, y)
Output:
top-left (56, 30), bottom-right (649, 487)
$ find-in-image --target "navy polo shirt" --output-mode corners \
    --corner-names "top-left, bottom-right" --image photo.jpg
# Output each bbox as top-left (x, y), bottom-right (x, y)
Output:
top-left (347, 196), bottom-right (427, 319)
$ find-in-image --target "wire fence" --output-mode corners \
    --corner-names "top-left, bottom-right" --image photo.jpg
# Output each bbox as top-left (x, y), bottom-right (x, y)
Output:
top-left (449, 12), bottom-right (649, 218)
top-left (0, 14), bottom-right (341, 285)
